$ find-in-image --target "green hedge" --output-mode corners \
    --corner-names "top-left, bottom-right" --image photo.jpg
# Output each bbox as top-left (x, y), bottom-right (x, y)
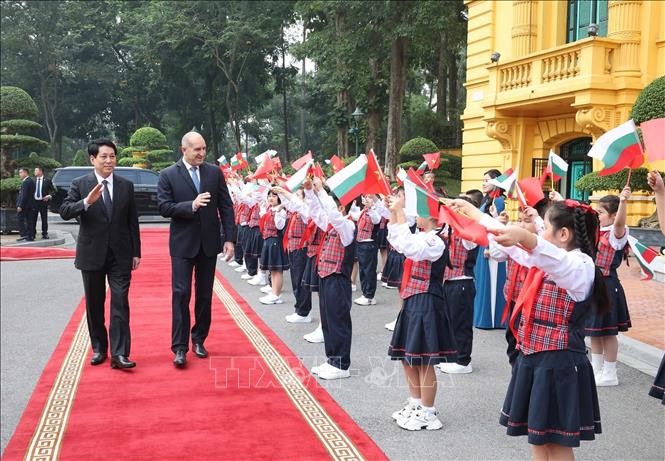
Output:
top-left (0, 176), bottom-right (21, 207)
top-left (119, 146), bottom-right (146, 159)
top-left (398, 137), bottom-right (438, 163)
top-left (17, 153), bottom-right (61, 170)
top-left (630, 76), bottom-right (665, 126)
top-left (129, 127), bottom-right (167, 149)
top-left (0, 86), bottom-right (38, 120)
top-left (72, 149), bottom-right (89, 166)
top-left (145, 149), bottom-right (173, 163)
top-left (0, 134), bottom-right (49, 151)
top-left (0, 119), bottom-right (43, 135)
top-left (150, 161), bottom-right (175, 172)
top-left (575, 168), bottom-right (664, 193)
top-left (117, 157), bottom-right (149, 167)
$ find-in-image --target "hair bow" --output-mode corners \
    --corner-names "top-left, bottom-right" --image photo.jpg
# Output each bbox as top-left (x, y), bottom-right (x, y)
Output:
top-left (563, 199), bottom-right (596, 215)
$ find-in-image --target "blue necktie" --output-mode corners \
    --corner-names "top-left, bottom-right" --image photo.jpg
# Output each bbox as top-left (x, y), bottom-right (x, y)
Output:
top-left (190, 167), bottom-right (200, 193)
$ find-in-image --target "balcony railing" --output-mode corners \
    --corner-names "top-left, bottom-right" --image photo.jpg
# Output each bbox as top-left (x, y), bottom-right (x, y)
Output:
top-left (490, 37), bottom-right (619, 98)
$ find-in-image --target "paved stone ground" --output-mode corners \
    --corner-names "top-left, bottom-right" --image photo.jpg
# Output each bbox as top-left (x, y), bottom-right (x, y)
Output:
top-left (2, 221), bottom-right (663, 460)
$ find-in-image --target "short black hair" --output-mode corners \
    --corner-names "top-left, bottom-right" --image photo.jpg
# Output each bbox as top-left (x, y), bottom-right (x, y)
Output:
top-left (19, 167), bottom-right (30, 174)
top-left (465, 189), bottom-right (483, 208)
top-left (88, 139), bottom-right (117, 157)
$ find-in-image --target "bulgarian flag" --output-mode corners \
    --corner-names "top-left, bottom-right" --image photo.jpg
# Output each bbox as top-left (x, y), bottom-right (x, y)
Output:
top-left (284, 159), bottom-right (313, 193)
top-left (489, 168), bottom-right (517, 195)
top-left (404, 178), bottom-right (439, 219)
top-left (628, 235), bottom-right (659, 281)
top-left (548, 150), bottom-right (568, 179)
top-left (217, 155), bottom-right (228, 166)
top-left (588, 120), bottom-right (644, 176)
top-left (327, 154), bottom-right (369, 205)
top-left (230, 152), bottom-right (248, 171)
top-left (396, 167), bottom-right (407, 185)
top-left (416, 161), bottom-right (428, 175)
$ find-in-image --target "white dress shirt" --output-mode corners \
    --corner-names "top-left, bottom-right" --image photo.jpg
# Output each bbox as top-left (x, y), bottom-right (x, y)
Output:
top-left (387, 222), bottom-right (445, 262)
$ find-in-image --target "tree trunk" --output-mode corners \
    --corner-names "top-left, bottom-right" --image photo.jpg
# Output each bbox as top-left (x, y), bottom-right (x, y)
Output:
top-left (436, 31), bottom-right (447, 118)
top-left (366, 57), bottom-right (381, 160)
top-left (385, 37), bottom-right (407, 178)
top-left (448, 48), bottom-right (460, 147)
top-left (206, 74), bottom-right (218, 157)
top-left (300, 24), bottom-right (307, 153)
top-left (282, 29), bottom-right (290, 161)
top-left (335, 10), bottom-right (349, 157)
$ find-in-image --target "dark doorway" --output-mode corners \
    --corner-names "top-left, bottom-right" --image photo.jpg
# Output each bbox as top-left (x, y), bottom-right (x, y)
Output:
top-left (560, 137), bottom-right (593, 201)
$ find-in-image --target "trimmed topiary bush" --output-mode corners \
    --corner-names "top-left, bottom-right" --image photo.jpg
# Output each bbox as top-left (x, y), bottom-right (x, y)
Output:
top-left (151, 161), bottom-right (175, 172)
top-left (129, 127), bottom-right (167, 150)
top-left (17, 152), bottom-right (61, 170)
top-left (575, 168), bottom-right (663, 193)
top-left (398, 137), bottom-right (438, 164)
top-left (145, 149), bottom-right (173, 163)
top-left (0, 87), bottom-right (38, 121)
top-left (0, 119), bottom-right (43, 135)
top-left (0, 176), bottom-right (22, 207)
top-left (72, 149), bottom-right (89, 166)
top-left (630, 76), bottom-right (665, 126)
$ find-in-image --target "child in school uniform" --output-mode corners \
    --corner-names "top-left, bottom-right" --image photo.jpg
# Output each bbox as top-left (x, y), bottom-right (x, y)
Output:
top-left (436, 196), bottom-right (480, 375)
top-left (273, 186), bottom-right (313, 323)
top-left (386, 194), bottom-right (456, 431)
top-left (354, 194), bottom-right (382, 306)
top-left (257, 189), bottom-right (289, 304)
top-left (586, 186), bottom-right (632, 386)
top-left (452, 197), bottom-right (608, 459)
top-left (305, 178), bottom-right (356, 380)
top-left (301, 199), bottom-right (327, 343)
top-left (646, 170), bottom-right (665, 405)
top-left (240, 181), bottom-right (267, 285)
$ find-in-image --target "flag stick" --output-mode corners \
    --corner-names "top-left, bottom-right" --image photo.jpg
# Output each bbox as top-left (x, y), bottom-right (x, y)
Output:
top-left (550, 173), bottom-right (554, 194)
top-left (626, 168), bottom-right (632, 188)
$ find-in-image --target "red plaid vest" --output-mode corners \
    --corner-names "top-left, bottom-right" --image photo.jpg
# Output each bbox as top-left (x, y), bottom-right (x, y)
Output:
top-left (596, 230), bottom-right (625, 277)
top-left (306, 226), bottom-right (325, 258)
top-left (356, 209), bottom-right (375, 241)
top-left (261, 210), bottom-right (279, 239)
top-left (517, 276), bottom-right (590, 355)
top-left (248, 205), bottom-right (260, 228)
top-left (400, 235), bottom-right (446, 300)
top-left (286, 213), bottom-right (307, 252)
top-left (443, 233), bottom-right (478, 280)
top-left (233, 202), bottom-right (241, 225)
top-left (503, 259), bottom-right (528, 302)
top-left (238, 203), bottom-right (251, 225)
top-left (318, 228), bottom-right (355, 279)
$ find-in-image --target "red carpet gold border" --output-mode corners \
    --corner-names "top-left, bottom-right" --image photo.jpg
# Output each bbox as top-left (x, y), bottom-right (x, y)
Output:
top-left (24, 314), bottom-right (89, 461)
top-left (213, 278), bottom-right (365, 461)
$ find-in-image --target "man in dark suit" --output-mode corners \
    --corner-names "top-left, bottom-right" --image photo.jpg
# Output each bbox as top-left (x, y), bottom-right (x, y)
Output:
top-left (16, 167), bottom-right (36, 241)
top-left (32, 166), bottom-right (55, 239)
top-left (60, 139), bottom-right (141, 370)
top-left (157, 131), bottom-right (236, 368)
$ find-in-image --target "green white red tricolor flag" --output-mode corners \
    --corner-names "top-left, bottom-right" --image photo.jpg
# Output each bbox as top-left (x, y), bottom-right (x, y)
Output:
top-left (404, 178), bottom-right (439, 219)
top-left (284, 159), bottom-right (313, 193)
top-left (489, 168), bottom-right (517, 195)
top-left (627, 235), bottom-right (659, 281)
top-left (548, 150), bottom-right (568, 179)
top-left (218, 155), bottom-right (228, 166)
top-left (587, 120), bottom-right (644, 176)
top-left (326, 154), bottom-right (369, 205)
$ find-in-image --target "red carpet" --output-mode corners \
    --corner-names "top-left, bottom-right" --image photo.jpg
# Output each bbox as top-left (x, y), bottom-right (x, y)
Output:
top-left (0, 246), bottom-right (76, 261)
top-left (4, 228), bottom-right (386, 461)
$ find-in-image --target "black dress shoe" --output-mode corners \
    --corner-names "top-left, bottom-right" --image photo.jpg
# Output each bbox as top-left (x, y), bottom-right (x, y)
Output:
top-left (193, 343), bottom-right (208, 358)
top-left (110, 355), bottom-right (136, 369)
top-left (16, 237), bottom-right (26, 242)
top-left (42, 234), bottom-right (50, 239)
top-left (173, 350), bottom-right (187, 368)
top-left (90, 352), bottom-right (107, 365)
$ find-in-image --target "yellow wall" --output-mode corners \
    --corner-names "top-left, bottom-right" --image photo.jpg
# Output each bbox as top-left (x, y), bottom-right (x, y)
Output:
top-left (462, 0), bottom-right (663, 224)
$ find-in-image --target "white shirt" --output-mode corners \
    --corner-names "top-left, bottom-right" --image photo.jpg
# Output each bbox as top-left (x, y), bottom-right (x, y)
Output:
top-left (601, 224), bottom-right (629, 250)
top-left (84, 172), bottom-right (114, 210)
top-left (305, 188), bottom-right (355, 247)
top-left (387, 222), bottom-right (445, 262)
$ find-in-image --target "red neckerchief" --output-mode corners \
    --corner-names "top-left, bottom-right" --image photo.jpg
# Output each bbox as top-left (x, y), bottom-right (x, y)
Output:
top-left (299, 220), bottom-right (317, 248)
top-left (400, 258), bottom-right (414, 297)
top-left (501, 261), bottom-right (525, 324)
top-left (508, 266), bottom-right (546, 342)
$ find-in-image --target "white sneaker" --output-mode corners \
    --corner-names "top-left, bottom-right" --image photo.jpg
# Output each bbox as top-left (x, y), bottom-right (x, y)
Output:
top-left (351, 284), bottom-right (357, 292)
top-left (304, 324), bottom-right (324, 343)
top-left (311, 362), bottom-right (331, 375)
top-left (354, 295), bottom-right (376, 306)
top-left (317, 364), bottom-right (350, 380)
top-left (228, 261), bottom-right (241, 267)
top-left (376, 272), bottom-right (382, 281)
top-left (398, 408), bottom-right (443, 431)
top-left (385, 319), bottom-right (397, 331)
top-left (285, 313), bottom-right (312, 323)
top-left (392, 401), bottom-right (418, 423)
top-left (235, 265), bottom-right (247, 273)
top-left (240, 273), bottom-right (253, 280)
top-left (595, 368), bottom-right (619, 387)
top-left (259, 293), bottom-right (283, 305)
top-left (381, 282), bottom-right (388, 288)
top-left (260, 284), bottom-right (273, 294)
top-left (435, 362), bottom-right (473, 374)
top-left (248, 274), bottom-right (268, 286)
top-left (385, 284), bottom-right (398, 290)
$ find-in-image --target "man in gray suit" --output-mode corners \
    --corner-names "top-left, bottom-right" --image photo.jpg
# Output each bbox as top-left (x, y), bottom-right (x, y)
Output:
top-left (60, 139), bottom-right (141, 369)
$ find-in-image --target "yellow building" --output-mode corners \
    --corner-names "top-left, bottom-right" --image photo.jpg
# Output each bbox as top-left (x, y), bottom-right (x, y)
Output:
top-left (461, 0), bottom-right (664, 224)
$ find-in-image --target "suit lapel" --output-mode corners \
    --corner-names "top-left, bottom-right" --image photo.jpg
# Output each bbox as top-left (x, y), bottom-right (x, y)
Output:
top-left (177, 159), bottom-right (200, 195)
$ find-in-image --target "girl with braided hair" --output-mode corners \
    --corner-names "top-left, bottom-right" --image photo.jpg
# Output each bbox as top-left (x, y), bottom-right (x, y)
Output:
top-left (586, 186), bottom-right (632, 386)
top-left (449, 198), bottom-right (608, 459)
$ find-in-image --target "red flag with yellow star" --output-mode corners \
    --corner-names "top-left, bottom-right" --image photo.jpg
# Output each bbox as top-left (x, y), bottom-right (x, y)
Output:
top-left (364, 149), bottom-right (392, 196)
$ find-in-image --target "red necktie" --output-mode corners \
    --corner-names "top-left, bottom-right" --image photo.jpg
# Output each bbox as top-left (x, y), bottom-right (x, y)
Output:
top-left (400, 259), bottom-right (414, 297)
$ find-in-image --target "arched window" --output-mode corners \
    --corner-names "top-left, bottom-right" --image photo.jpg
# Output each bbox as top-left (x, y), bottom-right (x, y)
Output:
top-left (567, 0), bottom-right (608, 43)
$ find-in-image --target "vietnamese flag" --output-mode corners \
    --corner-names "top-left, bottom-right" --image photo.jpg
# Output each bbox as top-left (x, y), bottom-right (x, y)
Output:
top-left (364, 149), bottom-right (392, 196)
top-left (311, 162), bottom-right (325, 179)
top-left (252, 156), bottom-right (275, 180)
top-left (291, 151), bottom-right (313, 170)
top-left (640, 117), bottom-right (665, 163)
top-left (272, 156), bottom-right (283, 172)
top-left (516, 177), bottom-right (545, 208)
top-left (330, 155), bottom-right (345, 173)
top-left (407, 167), bottom-right (431, 191)
top-left (438, 205), bottom-right (489, 247)
top-left (423, 152), bottom-right (441, 170)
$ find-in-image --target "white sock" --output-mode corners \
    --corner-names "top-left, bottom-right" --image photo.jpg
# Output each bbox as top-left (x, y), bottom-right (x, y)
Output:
top-left (421, 405), bottom-right (437, 416)
top-left (603, 361), bottom-right (617, 372)
top-left (408, 397), bottom-right (422, 407)
top-left (591, 353), bottom-right (604, 372)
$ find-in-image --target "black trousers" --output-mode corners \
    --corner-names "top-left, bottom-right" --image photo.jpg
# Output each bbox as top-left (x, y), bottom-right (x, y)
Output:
top-left (288, 248), bottom-right (311, 316)
top-left (504, 299), bottom-right (520, 366)
top-left (32, 203), bottom-right (48, 237)
top-left (234, 225), bottom-right (245, 264)
top-left (81, 247), bottom-right (132, 357)
top-left (171, 249), bottom-right (217, 353)
top-left (18, 208), bottom-right (35, 239)
top-left (357, 241), bottom-right (378, 299)
top-left (443, 279), bottom-right (476, 366)
top-left (319, 273), bottom-right (353, 370)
